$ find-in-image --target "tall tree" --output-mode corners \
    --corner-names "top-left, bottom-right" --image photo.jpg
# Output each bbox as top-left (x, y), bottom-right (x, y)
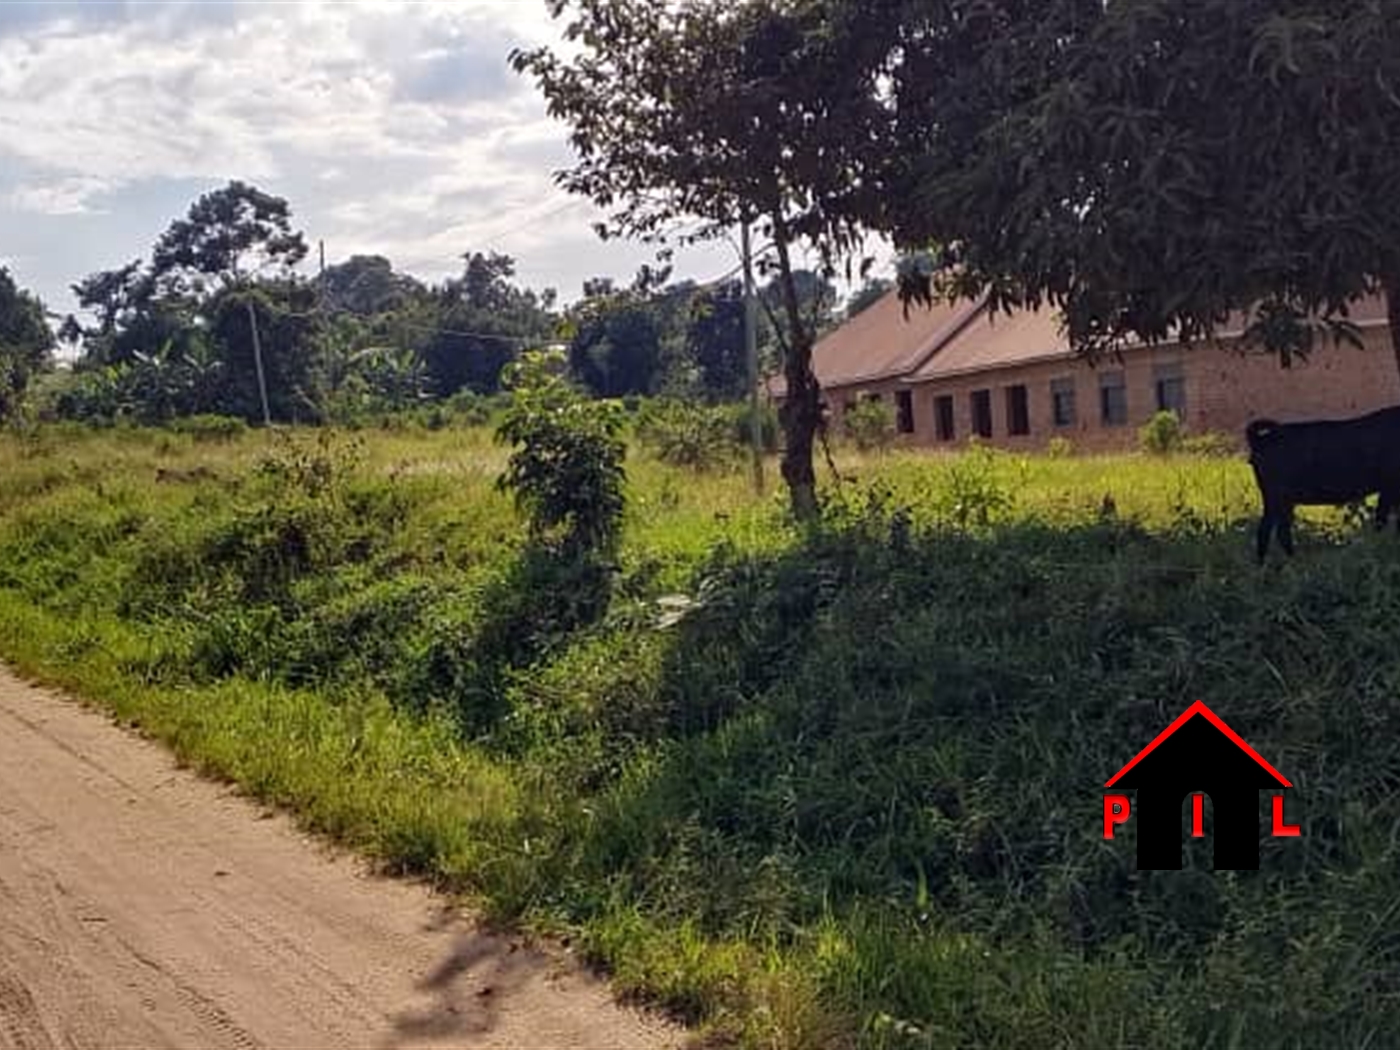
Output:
top-left (687, 280), bottom-right (748, 401)
top-left (203, 279), bottom-right (322, 422)
top-left (70, 181), bottom-right (313, 409)
top-left (844, 0), bottom-right (1400, 370)
top-left (422, 252), bottom-right (556, 396)
top-left (566, 275), bottom-right (669, 398)
top-left (759, 268), bottom-right (837, 351)
top-left (151, 182), bottom-right (316, 421)
top-left (321, 254), bottom-right (425, 316)
top-left (458, 252), bottom-right (522, 313)
top-left (0, 268), bottom-right (54, 418)
top-left (71, 260), bottom-right (191, 367)
top-left (640, 271), bottom-right (702, 397)
top-left (152, 180), bottom-right (309, 293)
top-left (512, 0), bottom-right (888, 518)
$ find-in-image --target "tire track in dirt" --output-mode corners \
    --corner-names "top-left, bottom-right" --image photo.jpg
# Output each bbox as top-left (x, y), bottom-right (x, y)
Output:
top-left (0, 668), bottom-right (683, 1050)
top-left (0, 967), bottom-right (52, 1050)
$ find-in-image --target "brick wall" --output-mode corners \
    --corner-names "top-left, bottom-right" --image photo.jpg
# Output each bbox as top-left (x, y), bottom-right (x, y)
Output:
top-left (819, 325), bottom-right (1400, 453)
top-left (1184, 325), bottom-right (1400, 436)
top-left (820, 382), bottom-right (915, 443)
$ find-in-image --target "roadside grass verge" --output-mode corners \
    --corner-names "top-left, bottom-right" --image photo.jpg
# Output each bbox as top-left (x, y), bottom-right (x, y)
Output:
top-left (1, 422), bottom-right (1398, 1049)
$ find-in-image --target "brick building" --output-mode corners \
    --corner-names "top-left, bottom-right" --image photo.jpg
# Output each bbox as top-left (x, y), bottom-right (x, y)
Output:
top-left (772, 290), bottom-right (1400, 452)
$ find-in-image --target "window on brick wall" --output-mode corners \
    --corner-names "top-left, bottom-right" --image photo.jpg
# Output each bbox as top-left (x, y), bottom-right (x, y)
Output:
top-left (895, 390), bottom-right (915, 434)
top-left (1154, 362), bottom-right (1186, 418)
top-left (935, 395), bottom-right (955, 441)
top-left (971, 389), bottom-right (993, 437)
top-left (1100, 371), bottom-right (1127, 426)
top-left (1005, 384), bottom-right (1030, 435)
top-left (1051, 377), bottom-right (1077, 426)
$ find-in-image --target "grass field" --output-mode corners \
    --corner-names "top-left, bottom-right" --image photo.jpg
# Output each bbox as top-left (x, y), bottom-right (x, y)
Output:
top-left (1, 419), bottom-right (1398, 1049)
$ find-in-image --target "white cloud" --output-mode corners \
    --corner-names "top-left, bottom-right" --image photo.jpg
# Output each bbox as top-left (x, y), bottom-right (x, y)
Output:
top-left (8, 176), bottom-right (114, 215)
top-left (0, 1), bottom-right (781, 311)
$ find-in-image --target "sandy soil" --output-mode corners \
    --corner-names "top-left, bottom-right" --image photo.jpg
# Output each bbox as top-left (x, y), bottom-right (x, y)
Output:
top-left (0, 667), bottom-right (683, 1050)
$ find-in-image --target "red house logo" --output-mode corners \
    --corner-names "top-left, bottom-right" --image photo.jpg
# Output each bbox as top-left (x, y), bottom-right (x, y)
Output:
top-left (1103, 701), bottom-right (1300, 870)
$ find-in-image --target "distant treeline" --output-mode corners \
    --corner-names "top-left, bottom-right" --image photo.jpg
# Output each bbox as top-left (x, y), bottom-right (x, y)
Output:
top-left (0, 180), bottom-right (891, 427)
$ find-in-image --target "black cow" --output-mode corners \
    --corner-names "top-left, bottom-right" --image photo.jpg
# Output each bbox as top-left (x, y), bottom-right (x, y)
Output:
top-left (1246, 406), bottom-right (1400, 563)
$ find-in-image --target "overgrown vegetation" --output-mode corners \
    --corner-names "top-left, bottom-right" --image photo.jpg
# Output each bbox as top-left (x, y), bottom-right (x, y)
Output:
top-left (1139, 410), bottom-right (1185, 455)
top-left (843, 397), bottom-right (897, 453)
top-left (1, 420), bottom-right (1397, 1050)
top-left (495, 349), bottom-right (628, 560)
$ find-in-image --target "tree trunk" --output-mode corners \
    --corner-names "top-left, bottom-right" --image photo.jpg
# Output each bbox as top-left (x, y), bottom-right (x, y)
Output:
top-left (778, 338), bottom-right (821, 520)
top-left (771, 215), bottom-right (821, 521)
top-left (1385, 271), bottom-right (1400, 380)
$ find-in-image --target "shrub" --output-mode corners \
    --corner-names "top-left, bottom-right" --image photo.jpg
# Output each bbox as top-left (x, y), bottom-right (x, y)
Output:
top-left (168, 414), bottom-right (248, 443)
top-left (1180, 431), bottom-right (1240, 458)
top-left (495, 349), bottom-right (628, 559)
top-left (31, 367), bottom-right (126, 425)
top-left (1139, 410), bottom-right (1184, 454)
top-left (446, 389), bottom-right (493, 427)
top-left (637, 400), bottom-right (736, 472)
top-left (253, 428), bottom-right (365, 501)
top-left (1047, 436), bottom-right (1074, 458)
top-left (724, 401), bottom-right (780, 454)
top-left (843, 396), bottom-right (897, 452)
top-left (938, 445), bottom-right (1016, 528)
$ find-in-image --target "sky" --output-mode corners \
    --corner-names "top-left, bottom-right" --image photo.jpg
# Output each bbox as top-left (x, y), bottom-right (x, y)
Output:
top-left (0, 0), bottom-right (890, 322)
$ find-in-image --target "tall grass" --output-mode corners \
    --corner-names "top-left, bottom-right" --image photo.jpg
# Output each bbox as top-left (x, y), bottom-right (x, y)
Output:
top-left (0, 421), bottom-right (1396, 1048)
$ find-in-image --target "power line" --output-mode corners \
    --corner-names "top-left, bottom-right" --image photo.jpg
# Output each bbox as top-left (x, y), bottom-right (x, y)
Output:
top-left (685, 258), bottom-right (749, 293)
top-left (284, 207), bottom-right (769, 348)
top-left (284, 308), bottom-right (533, 343)
top-left (476, 196), bottom-right (587, 249)
top-left (363, 319), bottom-right (535, 343)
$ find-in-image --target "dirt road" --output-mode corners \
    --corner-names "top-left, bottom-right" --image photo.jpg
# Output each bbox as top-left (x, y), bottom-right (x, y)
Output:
top-left (0, 667), bottom-right (683, 1050)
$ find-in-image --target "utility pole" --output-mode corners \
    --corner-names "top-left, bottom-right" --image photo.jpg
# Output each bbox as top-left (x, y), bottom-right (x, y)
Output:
top-left (247, 300), bottom-right (272, 427)
top-left (318, 239), bottom-right (327, 316)
top-left (742, 220), bottom-right (765, 497)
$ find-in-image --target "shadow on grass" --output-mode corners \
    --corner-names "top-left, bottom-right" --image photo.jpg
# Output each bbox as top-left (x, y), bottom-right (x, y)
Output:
top-left (515, 508), bottom-right (1400, 1045)
top-left (394, 546), bottom-right (616, 739)
top-left (50, 465), bottom-right (1400, 1046)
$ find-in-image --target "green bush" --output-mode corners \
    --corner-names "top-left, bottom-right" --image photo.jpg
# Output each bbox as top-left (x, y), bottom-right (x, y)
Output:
top-left (167, 414), bottom-right (248, 442)
top-left (1180, 431), bottom-right (1241, 458)
top-left (495, 349), bottom-right (628, 559)
top-left (253, 428), bottom-right (366, 501)
top-left (1139, 409), bottom-right (1184, 454)
top-left (724, 402), bottom-right (780, 454)
top-left (31, 367), bottom-right (126, 425)
top-left (446, 389), bottom-right (494, 427)
top-left (1046, 435), bottom-right (1074, 458)
top-left (937, 445), bottom-right (1017, 528)
top-left (637, 400), bottom-right (737, 472)
top-left (843, 396), bottom-right (897, 452)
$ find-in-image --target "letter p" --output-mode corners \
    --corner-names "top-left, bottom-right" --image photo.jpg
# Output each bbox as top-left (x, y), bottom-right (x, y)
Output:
top-left (1103, 794), bottom-right (1131, 839)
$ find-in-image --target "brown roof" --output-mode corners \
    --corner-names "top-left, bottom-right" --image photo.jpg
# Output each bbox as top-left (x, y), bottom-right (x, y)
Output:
top-left (910, 303), bottom-right (1070, 382)
top-left (767, 290), bottom-right (1391, 398)
top-left (1104, 294), bottom-right (1392, 350)
top-left (768, 288), bottom-right (984, 397)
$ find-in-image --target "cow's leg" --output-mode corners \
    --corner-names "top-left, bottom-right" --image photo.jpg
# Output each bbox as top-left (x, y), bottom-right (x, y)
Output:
top-left (1277, 505), bottom-right (1297, 557)
top-left (1384, 491), bottom-right (1400, 536)
top-left (1257, 505), bottom-right (1277, 564)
